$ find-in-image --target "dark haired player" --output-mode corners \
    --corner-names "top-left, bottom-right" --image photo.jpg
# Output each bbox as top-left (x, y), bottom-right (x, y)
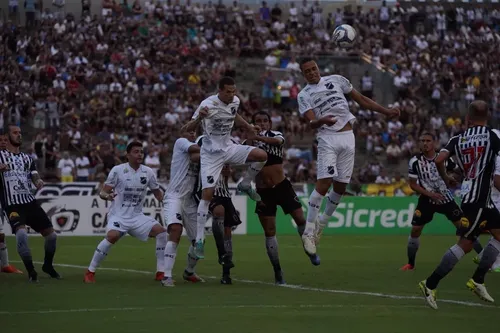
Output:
top-left (84, 142), bottom-right (166, 283)
top-left (183, 76), bottom-right (268, 259)
top-left (297, 58), bottom-right (400, 256)
top-left (0, 132), bottom-right (23, 274)
top-left (0, 125), bottom-right (56, 282)
top-left (245, 111), bottom-right (319, 285)
top-left (402, 132), bottom-right (482, 271)
top-left (419, 101), bottom-right (500, 309)
top-left (193, 136), bottom-right (241, 285)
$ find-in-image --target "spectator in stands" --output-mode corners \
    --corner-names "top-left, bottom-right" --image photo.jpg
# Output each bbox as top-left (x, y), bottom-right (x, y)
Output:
top-left (58, 151), bottom-right (76, 183)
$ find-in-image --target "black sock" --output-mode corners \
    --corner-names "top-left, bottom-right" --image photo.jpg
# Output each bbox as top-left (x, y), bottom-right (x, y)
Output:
top-left (473, 239), bottom-right (483, 254)
top-left (16, 228), bottom-right (35, 272)
top-left (407, 236), bottom-right (420, 266)
top-left (212, 216), bottom-right (225, 259)
top-left (426, 245), bottom-right (464, 290)
top-left (44, 232), bottom-right (57, 266)
top-left (472, 239), bottom-right (500, 284)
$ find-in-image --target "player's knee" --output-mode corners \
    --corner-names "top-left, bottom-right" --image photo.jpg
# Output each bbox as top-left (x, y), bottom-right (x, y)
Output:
top-left (410, 226), bottom-right (423, 238)
top-left (252, 148), bottom-right (268, 162)
top-left (333, 181), bottom-right (347, 195)
top-left (264, 225), bottom-right (276, 237)
top-left (149, 224), bottom-right (166, 238)
top-left (167, 223), bottom-right (183, 242)
top-left (316, 179), bottom-right (332, 195)
top-left (0, 233), bottom-right (5, 242)
top-left (106, 230), bottom-right (122, 244)
top-left (202, 188), bottom-right (215, 201)
top-left (40, 227), bottom-right (55, 238)
top-left (213, 205), bottom-right (225, 218)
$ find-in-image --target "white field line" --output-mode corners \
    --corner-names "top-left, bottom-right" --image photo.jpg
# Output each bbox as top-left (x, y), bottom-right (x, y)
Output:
top-left (9, 261), bottom-right (496, 310)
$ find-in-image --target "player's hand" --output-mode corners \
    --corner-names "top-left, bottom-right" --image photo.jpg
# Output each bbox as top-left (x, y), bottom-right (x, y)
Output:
top-left (199, 106), bottom-right (209, 118)
top-left (319, 115), bottom-right (337, 127)
top-left (35, 179), bottom-right (44, 190)
top-left (107, 192), bottom-right (118, 201)
top-left (0, 164), bottom-right (9, 172)
top-left (386, 108), bottom-right (401, 119)
top-left (428, 192), bottom-right (445, 201)
top-left (444, 175), bottom-right (458, 188)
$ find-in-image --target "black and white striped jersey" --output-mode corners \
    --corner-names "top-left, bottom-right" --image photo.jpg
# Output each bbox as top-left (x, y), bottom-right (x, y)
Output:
top-left (193, 136), bottom-right (232, 201)
top-left (408, 152), bottom-right (456, 204)
top-left (442, 126), bottom-right (500, 207)
top-left (0, 150), bottom-right (37, 206)
top-left (254, 130), bottom-right (285, 166)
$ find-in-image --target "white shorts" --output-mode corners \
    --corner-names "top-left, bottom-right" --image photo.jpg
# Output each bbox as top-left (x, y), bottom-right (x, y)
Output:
top-left (317, 131), bottom-right (355, 183)
top-left (200, 144), bottom-right (255, 189)
top-left (106, 214), bottom-right (160, 242)
top-left (164, 195), bottom-right (198, 241)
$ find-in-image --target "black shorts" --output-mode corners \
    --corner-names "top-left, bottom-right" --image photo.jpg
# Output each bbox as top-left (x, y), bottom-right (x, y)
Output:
top-left (6, 201), bottom-right (52, 233)
top-left (255, 178), bottom-right (302, 217)
top-left (209, 197), bottom-right (241, 228)
top-left (458, 203), bottom-right (500, 241)
top-left (412, 196), bottom-right (463, 226)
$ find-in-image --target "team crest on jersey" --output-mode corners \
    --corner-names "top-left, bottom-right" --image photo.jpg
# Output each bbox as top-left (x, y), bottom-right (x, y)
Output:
top-left (140, 177), bottom-right (147, 184)
top-left (176, 213), bottom-right (182, 221)
top-left (123, 168), bottom-right (129, 173)
top-left (207, 176), bottom-right (214, 184)
top-left (327, 166), bottom-right (336, 175)
top-left (479, 220), bottom-right (487, 229)
top-left (460, 217), bottom-right (470, 228)
top-left (113, 222), bottom-right (120, 228)
top-left (325, 82), bottom-right (334, 90)
top-left (231, 107), bottom-right (237, 115)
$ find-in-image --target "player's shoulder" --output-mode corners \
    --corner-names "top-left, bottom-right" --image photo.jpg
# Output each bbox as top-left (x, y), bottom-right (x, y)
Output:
top-left (263, 130), bottom-right (284, 138)
top-left (409, 154), bottom-right (420, 165)
top-left (174, 137), bottom-right (190, 146)
top-left (140, 165), bottom-right (155, 176)
top-left (195, 135), bottom-right (205, 147)
top-left (324, 74), bottom-right (351, 84)
top-left (232, 95), bottom-right (241, 104)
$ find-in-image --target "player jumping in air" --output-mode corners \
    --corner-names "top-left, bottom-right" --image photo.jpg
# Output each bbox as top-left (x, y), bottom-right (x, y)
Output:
top-left (297, 58), bottom-right (400, 255)
top-left (193, 135), bottom-right (241, 284)
top-left (84, 142), bottom-right (166, 283)
top-left (0, 125), bottom-right (56, 282)
top-left (0, 132), bottom-right (23, 274)
top-left (182, 76), bottom-right (268, 259)
top-left (419, 101), bottom-right (500, 309)
top-left (402, 132), bottom-right (483, 270)
top-left (161, 130), bottom-right (204, 287)
top-left (245, 111), bottom-right (319, 284)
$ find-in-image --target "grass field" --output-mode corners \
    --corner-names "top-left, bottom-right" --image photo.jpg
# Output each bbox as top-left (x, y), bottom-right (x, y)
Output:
top-left (0, 235), bottom-right (498, 333)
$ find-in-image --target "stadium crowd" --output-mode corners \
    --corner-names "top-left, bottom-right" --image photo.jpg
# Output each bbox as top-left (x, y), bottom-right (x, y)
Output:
top-left (1, 1), bottom-right (499, 192)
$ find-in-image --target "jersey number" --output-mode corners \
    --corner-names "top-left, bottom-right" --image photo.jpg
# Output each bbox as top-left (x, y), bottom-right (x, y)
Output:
top-left (462, 146), bottom-right (485, 178)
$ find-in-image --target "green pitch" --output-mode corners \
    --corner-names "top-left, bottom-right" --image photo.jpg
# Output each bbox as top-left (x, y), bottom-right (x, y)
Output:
top-left (0, 235), bottom-right (498, 333)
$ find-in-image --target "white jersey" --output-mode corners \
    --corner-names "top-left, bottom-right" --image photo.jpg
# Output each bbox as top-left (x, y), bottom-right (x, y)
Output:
top-left (105, 163), bottom-right (160, 219)
top-left (297, 75), bottom-right (356, 135)
top-left (166, 138), bottom-right (199, 198)
top-left (491, 156), bottom-right (500, 209)
top-left (192, 94), bottom-right (240, 152)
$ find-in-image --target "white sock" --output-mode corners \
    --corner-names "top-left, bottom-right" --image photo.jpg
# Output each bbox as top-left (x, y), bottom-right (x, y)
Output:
top-left (304, 190), bottom-right (325, 235)
top-left (155, 232), bottom-right (167, 273)
top-left (0, 243), bottom-right (9, 267)
top-left (185, 245), bottom-right (198, 274)
top-left (318, 191), bottom-right (343, 229)
top-left (240, 161), bottom-right (266, 187)
top-left (89, 239), bottom-right (113, 272)
top-left (196, 200), bottom-right (210, 242)
top-left (164, 241), bottom-right (178, 278)
top-left (492, 254), bottom-right (500, 270)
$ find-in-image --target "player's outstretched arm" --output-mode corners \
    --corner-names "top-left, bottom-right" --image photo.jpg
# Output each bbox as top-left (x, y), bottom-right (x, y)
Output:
top-left (235, 113), bottom-right (257, 133)
top-left (349, 89), bottom-right (400, 118)
top-left (435, 151), bottom-right (457, 188)
top-left (247, 131), bottom-right (284, 146)
top-left (302, 110), bottom-right (337, 129)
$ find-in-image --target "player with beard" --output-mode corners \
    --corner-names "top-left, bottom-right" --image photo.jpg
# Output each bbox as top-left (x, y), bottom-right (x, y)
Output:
top-left (245, 111), bottom-right (318, 285)
top-left (0, 132), bottom-right (22, 274)
top-left (0, 125), bottom-right (57, 282)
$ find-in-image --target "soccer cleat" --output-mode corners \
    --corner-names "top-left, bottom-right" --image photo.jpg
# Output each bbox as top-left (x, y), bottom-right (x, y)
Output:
top-left (419, 280), bottom-right (438, 310)
top-left (194, 240), bottom-right (205, 259)
top-left (155, 271), bottom-right (165, 281)
top-left (28, 270), bottom-right (39, 283)
top-left (400, 264), bottom-right (415, 271)
top-left (274, 270), bottom-right (286, 285)
top-left (237, 182), bottom-right (261, 202)
top-left (302, 234), bottom-right (316, 255)
top-left (84, 270), bottom-right (96, 283)
top-left (1, 265), bottom-right (23, 274)
top-left (308, 253), bottom-right (321, 266)
top-left (161, 277), bottom-right (175, 287)
top-left (473, 256), bottom-right (480, 265)
top-left (466, 279), bottom-right (494, 303)
top-left (220, 275), bottom-right (232, 285)
top-left (218, 254), bottom-right (235, 269)
top-left (42, 264), bottom-right (62, 279)
top-left (183, 270), bottom-right (205, 283)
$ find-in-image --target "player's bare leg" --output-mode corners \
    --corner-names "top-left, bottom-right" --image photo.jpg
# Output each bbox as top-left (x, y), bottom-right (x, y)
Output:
top-left (237, 148), bottom-right (268, 202)
top-left (195, 187), bottom-right (216, 259)
top-left (211, 204), bottom-right (234, 284)
top-left (0, 232), bottom-right (22, 274)
top-left (302, 178), bottom-right (333, 255)
top-left (147, 224), bottom-right (168, 281)
top-left (85, 230), bottom-right (122, 283)
top-left (161, 224), bottom-right (181, 287)
top-left (40, 227), bottom-right (60, 279)
top-left (401, 225), bottom-right (423, 271)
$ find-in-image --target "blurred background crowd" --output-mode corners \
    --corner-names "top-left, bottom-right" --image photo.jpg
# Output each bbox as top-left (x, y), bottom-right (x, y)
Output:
top-left (1, 0), bottom-right (499, 196)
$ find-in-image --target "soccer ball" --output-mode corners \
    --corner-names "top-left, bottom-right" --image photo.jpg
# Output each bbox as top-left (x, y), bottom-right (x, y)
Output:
top-left (332, 24), bottom-right (357, 48)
